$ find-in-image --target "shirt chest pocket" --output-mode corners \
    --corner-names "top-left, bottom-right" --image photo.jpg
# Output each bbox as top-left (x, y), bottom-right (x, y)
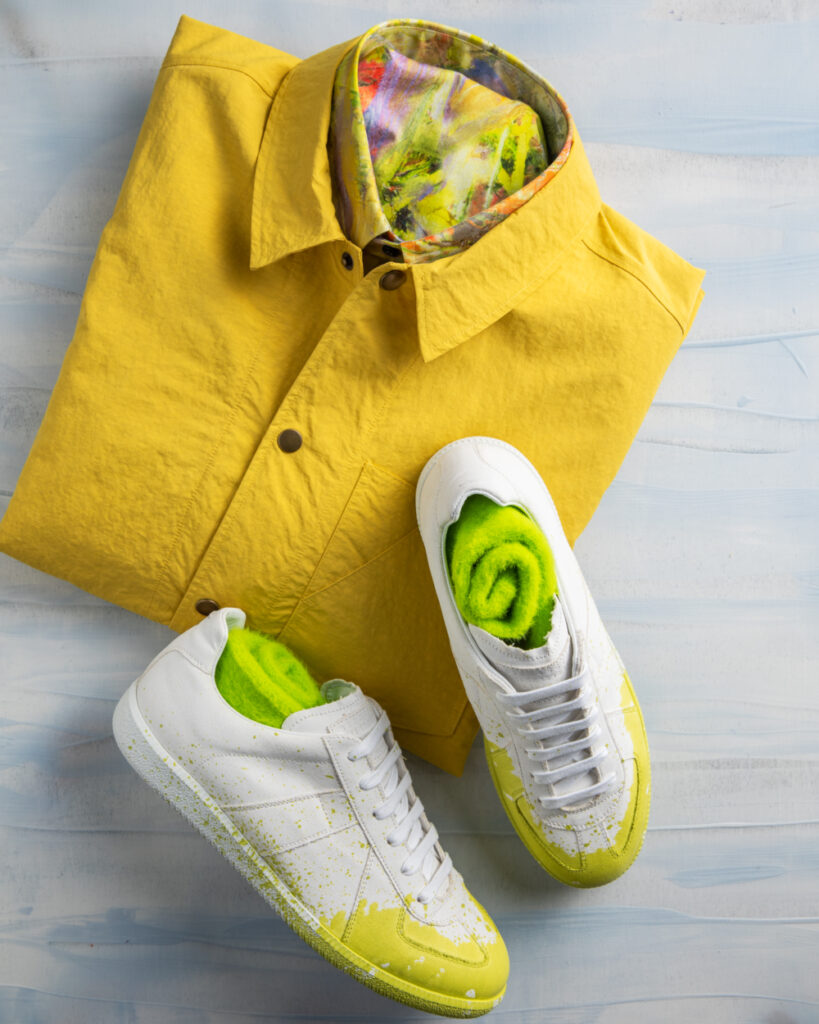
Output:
top-left (276, 459), bottom-right (470, 743)
top-left (299, 459), bottom-right (419, 601)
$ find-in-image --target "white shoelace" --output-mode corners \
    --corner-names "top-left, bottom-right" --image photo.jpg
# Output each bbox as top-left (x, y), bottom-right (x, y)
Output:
top-left (496, 663), bottom-right (617, 812)
top-left (347, 708), bottom-right (452, 904)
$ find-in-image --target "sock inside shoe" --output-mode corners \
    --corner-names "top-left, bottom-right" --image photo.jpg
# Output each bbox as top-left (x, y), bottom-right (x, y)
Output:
top-left (214, 627), bottom-right (327, 727)
top-left (445, 493), bottom-right (558, 649)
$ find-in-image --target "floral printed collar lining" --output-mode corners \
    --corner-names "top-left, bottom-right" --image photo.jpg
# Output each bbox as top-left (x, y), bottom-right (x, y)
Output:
top-left (327, 18), bottom-right (574, 265)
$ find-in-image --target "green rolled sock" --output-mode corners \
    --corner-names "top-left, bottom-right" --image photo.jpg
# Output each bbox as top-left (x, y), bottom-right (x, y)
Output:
top-left (445, 493), bottom-right (558, 649)
top-left (214, 627), bottom-right (326, 727)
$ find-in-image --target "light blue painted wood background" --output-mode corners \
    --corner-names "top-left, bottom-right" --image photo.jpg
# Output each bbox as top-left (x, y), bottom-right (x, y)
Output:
top-left (1, 2), bottom-right (817, 1021)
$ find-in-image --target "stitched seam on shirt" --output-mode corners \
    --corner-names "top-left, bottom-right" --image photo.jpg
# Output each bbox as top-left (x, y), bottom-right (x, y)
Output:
top-left (293, 526), bottom-right (419, 604)
top-left (167, 304), bottom-right (367, 634)
top-left (278, 523), bottom-right (419, 638)
top-left (252, 59), bottom-right (299, 259)
top-left (138, 58), bottom-right (287, 620)
top-left (272, 460), bottom-right (369, 637)
top-left (364, 461), bottom-right (415, 488)
top-left (581, 237), bottom-right (686, 334)
top-left (160, 59), bottom-right (276, 97)
top-left (145, 63), bottom-right (294, 623)
top-left (288, 348), bottom-right (422, 601)
top-left (150, 330), bottom-right (269, 625)
top-left (276, 351), bottom-right (422, 636)
top-left (680, 278), bottom-right (705, 336)
top-left (360, 351), bottom-right (423, 456)
top-left (293, 458), bottom-right (416, 595)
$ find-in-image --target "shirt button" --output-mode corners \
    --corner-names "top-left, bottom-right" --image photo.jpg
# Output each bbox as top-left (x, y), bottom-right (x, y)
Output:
top-left (277, 428), bottom-right (303, 453)
top-left (380, 269), bottom-right (406, 290)
top-left (195, 598), bottom-right (220, 615)
top-left (340, 251), bottom-right (354, 270)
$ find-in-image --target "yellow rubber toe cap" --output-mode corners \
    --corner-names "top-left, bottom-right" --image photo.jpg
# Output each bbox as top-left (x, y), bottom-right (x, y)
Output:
top-left (341, 894), bottom-right (509, 1016)
top-left (485, 716), bottom-right (650, 889)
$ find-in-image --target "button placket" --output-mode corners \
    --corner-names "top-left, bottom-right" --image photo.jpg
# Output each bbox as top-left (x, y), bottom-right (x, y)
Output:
top-left (168, 264), bottom-right (418, 634)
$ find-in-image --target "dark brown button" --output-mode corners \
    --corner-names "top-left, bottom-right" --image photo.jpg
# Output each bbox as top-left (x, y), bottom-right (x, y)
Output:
top-left (277, 428), bottom-right (302, 453)
top-left (195, 598), bottom-right (220, 616)
top-left (379, 269), bottom-right (406, 290)
top-left (340, 251), bottom-right (354, 270)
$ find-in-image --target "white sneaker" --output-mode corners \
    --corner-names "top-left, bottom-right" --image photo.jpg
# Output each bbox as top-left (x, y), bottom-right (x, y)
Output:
top-left (112, 606), bottom-right (508, 1016)
top-left (416, 436), bottom-right (650, 887)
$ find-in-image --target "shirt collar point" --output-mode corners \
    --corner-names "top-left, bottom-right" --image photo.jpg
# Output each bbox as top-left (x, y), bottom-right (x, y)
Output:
top-left (416, 318), bottom-right (470, 363)
top-left (249, 243), bottom-right (270, 271)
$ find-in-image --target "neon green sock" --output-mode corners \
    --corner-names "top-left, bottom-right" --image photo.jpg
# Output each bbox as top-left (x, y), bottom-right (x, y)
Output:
top-left (214, 627), bottom-right (326, 727)
top-left (445, 493), bottom-right (558, 649)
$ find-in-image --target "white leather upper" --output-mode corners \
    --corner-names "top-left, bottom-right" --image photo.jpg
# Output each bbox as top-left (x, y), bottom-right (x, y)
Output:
top-left (416, 436), bottom-right (638, 854)
top-left (131, 606), bottom-right (497, 942)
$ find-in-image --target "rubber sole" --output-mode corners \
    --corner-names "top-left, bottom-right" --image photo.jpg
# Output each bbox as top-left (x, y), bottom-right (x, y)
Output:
top-left (112, 684), bottom-right (503, 1018)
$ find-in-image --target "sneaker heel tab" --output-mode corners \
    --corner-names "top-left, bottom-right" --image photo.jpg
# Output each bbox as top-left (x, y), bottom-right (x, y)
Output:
top-left (169, 605), bottom-right (246, 675)
top-left (223, 607), bottom-right (247, 631)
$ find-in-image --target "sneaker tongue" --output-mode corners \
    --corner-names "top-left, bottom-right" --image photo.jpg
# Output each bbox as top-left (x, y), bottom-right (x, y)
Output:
top-left (470, 598), bottom-right (598, 802)
top-left (468, 597), bottom-right (571, 689)
top-left (281, 680), bottom-right (379, 739)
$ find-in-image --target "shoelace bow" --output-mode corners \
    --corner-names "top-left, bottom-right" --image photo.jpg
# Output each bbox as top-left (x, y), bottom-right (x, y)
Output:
top-left (496, 663), bottom-right (617, 812)
top-left (347, 708), bottom-right (452, 904)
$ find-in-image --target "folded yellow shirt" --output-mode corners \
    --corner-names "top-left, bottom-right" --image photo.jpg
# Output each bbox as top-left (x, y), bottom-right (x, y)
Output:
top-left (0, 15), bottom-right (705, 774)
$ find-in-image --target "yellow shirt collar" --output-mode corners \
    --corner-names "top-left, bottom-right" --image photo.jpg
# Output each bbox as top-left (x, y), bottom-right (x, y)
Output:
top-left (249, 21), bottom-right (601, 362)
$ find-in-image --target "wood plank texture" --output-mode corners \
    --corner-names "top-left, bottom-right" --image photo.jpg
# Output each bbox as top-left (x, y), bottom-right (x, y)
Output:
top-left (1, 2), bottom-right (817, 1021)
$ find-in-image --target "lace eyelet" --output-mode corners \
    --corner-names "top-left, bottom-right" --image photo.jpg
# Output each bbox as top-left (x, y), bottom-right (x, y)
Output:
top-left (347, 752), bottom-right (357, 762)
top-left (400, 865), bottom-right (412, 876)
